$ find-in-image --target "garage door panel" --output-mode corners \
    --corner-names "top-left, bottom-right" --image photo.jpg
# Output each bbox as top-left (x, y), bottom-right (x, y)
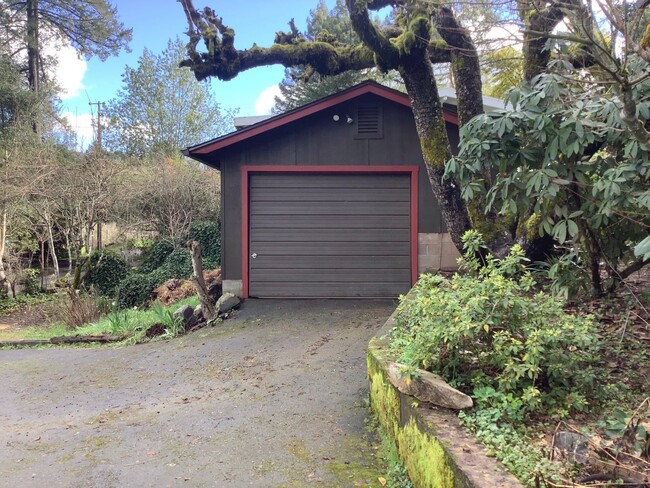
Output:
top-left (251, 188), bottom-right (409, 202)
top-left (251, 228), bottom-right (409, 242)
top-left (248, 172), bottom-right (412, 298)
top-left (250, 268), bottom-right (411, 282)
top-left (250, 214), bottom-right (409, 229)
top-left (250, 174), bottom-right (409, 189)
top-left (250, 201), bottom-right (410, 215)
top-left (251, 255), bottom-right (411, 269)
top-left (250, 282), bottom-right (411, 298)
top-left (250, 241), bottom-right (409, 255)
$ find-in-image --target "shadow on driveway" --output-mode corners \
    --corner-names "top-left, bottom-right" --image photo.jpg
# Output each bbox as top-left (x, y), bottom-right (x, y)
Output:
top-left (0, 299), bottom-right (396, 487)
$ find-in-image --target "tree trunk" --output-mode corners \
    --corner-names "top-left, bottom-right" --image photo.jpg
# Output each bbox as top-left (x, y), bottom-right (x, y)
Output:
top-left (26, 0), bottom-right (40, 134)
top-left (434, 7), bottom-right (484, 126)
top-left (0, 207), bottom-right (9, 296)
top-left (189, 241), bottom-right (217, 320)
top-left (64, 230), bottom-right (72, 276)
top-left (84, 223), bottom-right (92, 255)
top-left (518, 1), bottom-right (566, 81)
top-left (399, 60), bottom-right (472, 251)
top-left (96, 222), bottom-right (103, 250)
top-left (44, 210), bottom-right (59, 279)
top-left (39, 238), bottom-right (46, 291)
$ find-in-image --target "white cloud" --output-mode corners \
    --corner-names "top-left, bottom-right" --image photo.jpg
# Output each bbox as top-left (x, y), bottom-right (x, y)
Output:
top-left (43, 39), bottom-right (87, 100)
top-left (60, 111), bottom-right (94, 150)
top-left (254, 84), bottom-right (282, 115)
top-left (483, 22), bottom-right (522, 52)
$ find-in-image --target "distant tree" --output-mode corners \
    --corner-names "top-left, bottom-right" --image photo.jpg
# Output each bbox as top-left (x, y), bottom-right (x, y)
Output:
top-left (116, 156), bottom-right (221, 242)
top-left (482, 46), bottom-right (523, 99)
top-left (104, 37), bottom-right (231, 157)
top-left (1, 0), bottom-right (132, 92)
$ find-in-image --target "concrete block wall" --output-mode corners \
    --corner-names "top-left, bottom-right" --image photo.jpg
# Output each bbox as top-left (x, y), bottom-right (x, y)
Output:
top-left (418, 233), bottom-right (461, 274)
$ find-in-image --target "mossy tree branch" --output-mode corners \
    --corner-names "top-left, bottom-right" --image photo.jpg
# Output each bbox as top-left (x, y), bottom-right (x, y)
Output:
top-left (176, 0), bottom-right (490, 251)
top-left (517, 0), bottom-right (568, 80)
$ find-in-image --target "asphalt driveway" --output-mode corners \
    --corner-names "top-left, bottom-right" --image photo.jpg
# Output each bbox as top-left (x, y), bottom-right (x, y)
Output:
top-left (0, 299), bottom-right (396, 487)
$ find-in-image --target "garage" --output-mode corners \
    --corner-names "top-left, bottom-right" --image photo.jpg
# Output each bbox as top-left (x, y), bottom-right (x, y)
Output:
top-left (183, 81), bottom-right (497, 299)
top-left (245, 170), bottom-right (416, 298)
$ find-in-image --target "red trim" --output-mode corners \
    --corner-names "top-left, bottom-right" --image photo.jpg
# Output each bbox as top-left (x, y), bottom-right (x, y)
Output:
top-left (189, 81), bottom-right (458, 157)
top-left (444, 112), bottom-right (459, 125)
top-left (410, 169), bottom-right (419, 285)
top-left (241, 165), bottom-right (419, 299)
top-left (242, 167), bottom-right (250, 298)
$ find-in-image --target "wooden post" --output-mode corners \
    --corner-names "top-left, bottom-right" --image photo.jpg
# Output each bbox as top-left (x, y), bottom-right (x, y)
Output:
top-left (189, 241), bottom-right (217, 320)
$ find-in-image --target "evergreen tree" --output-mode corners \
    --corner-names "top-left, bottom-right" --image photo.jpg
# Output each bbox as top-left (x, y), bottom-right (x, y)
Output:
top-left (273, 0), bottom-right (401, 113)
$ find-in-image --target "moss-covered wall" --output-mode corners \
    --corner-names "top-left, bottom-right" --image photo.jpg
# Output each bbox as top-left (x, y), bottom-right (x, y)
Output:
top-left (367, 338), bottom-right (471, 488)
top-left (368, 291), bottom-right (522, 488)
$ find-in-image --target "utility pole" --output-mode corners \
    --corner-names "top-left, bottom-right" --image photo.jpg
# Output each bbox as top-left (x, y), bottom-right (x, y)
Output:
top-left (89, 101), bottom-right (105, 150)
top-left (89, 101), bottom-right (106, 250)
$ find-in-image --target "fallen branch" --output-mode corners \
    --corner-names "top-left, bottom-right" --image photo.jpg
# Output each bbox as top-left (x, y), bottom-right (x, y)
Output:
top-left (0, 334), bottom-right (127, 347)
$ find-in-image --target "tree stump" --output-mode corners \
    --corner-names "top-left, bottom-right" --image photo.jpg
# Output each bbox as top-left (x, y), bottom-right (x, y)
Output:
top-left (188, 240), bottom-right (217, 320)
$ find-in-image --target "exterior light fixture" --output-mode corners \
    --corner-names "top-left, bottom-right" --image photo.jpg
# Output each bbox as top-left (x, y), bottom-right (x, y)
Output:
top-left (346, 115), bottom-right (353, 124)
top-left (332, 114), bottom-right (340, 122)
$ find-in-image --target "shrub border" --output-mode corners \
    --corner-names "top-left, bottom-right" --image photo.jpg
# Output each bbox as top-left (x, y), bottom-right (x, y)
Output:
top-left (368, 298), bottom-right (523, 488)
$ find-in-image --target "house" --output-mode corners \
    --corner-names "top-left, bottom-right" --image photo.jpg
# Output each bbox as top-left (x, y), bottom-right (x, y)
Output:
top-left (184, 81), bottom-right (504, 299)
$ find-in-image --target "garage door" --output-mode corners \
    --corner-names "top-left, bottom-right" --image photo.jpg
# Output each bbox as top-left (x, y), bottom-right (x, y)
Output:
top-left (248, 172), bottom-right (412, 297)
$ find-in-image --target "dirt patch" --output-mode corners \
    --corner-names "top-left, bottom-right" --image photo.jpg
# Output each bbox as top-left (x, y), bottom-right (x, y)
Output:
top-left (152, 268), bottom-right (221, 306)
top-left (0, 299), bottom-right (61, 330)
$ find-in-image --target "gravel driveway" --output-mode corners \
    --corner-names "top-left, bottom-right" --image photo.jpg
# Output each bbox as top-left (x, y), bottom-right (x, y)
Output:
top-left (0, 299), bottom-right (396, 487)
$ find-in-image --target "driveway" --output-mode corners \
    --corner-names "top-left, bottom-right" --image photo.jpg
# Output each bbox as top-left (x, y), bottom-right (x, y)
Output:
top-left (0, 299), bottom-right (396, 487)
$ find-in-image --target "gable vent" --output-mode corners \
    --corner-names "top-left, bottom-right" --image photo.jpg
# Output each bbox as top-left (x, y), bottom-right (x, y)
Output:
top-left (355, 105), bottom-right (383, 138)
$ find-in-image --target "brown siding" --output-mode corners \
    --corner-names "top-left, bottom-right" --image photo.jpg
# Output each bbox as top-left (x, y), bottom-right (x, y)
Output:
top-left (216, 94), bottom-right (459, 282)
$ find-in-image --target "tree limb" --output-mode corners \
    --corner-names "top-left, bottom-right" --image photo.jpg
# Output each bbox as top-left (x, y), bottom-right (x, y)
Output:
top-left (433, 6), bottom-right (483, 125)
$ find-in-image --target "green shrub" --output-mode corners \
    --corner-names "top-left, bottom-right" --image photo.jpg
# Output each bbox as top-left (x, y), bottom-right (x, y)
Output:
top-left (140, 239), bottom-right (174, 273)
top-left (115, 273), bottom-right (158, 309)
top-left (21, 268), bottom-right (41, 295)
top-left (152, 248), bottom-right (193, 282)
top-left (186, 220), bottom-right (221, 264)
top-left (83, 250), bottom-right (128, 296)
top-left (390, 231), bottom-right (601, 417)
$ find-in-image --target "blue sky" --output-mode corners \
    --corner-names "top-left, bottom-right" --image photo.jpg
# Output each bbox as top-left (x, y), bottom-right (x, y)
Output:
top-left (58, 0), bottom-right (336, 147)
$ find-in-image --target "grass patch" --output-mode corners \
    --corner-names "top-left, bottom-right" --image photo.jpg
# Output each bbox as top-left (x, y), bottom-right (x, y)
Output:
top-left (366, 413), bottom-right (413, 488)
top-left (2, 296), bottom-right (200, 345)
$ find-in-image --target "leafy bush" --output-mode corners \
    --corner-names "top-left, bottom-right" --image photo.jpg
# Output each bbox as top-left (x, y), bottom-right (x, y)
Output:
top-left (390, 231), bottom-right (601, 417)
top-left (115, 273), bottom-right (158, 309)
top-left (447, 60), bottom-right (650, 295)
top-left (0, 292), bottom-right (57, 316)
top-left (152, 248), bottom-right (193, 282)
top-left (21, 268), bottom-right (41, 295)
top-left (140, 239), bottom-right (174, 273)
top-left (114, 223), bottom-right (220, 310)
top-left (186, 220), bottom-right (220, 263)
top-left (83, 250), bottom-right (128, 296)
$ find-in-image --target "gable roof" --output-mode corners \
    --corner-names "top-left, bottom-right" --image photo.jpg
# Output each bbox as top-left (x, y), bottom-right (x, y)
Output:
top-left (183, 80), bottom-right (504, 163)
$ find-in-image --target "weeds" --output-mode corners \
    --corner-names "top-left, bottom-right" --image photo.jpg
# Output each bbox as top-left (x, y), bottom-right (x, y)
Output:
top-left (62, 288), bottom-right (111, 328)
top-left (0, 293), bottom-right (57, 316)
top-left (151, 301), bottom-right (183, 337)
